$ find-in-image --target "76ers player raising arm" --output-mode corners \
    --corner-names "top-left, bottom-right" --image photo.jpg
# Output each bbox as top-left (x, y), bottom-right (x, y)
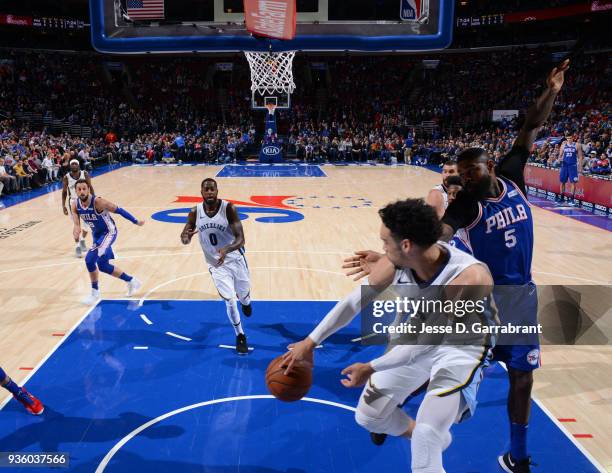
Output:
top-left (180, 178), bottom-right (252, 355)
top-left (341, 60), bottom-right (569, 473)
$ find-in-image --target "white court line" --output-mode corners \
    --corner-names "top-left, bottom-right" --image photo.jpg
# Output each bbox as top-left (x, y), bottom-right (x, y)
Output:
top-left (139, 314), bottom-right (153, 325)
top-left (165, 332), bottom-right (192, 342)
top-left (133, 346), bottom-right (148, 350)
top-left (218, 344), bottom-right (255, 351)
top-left (351, 333), bottom-right (377, 343)
top-left (497, 364), bottom-right (607, 473)
top-left (0, 303), bottom-right (100, 411)
top-left (95, 395), bottom-right (356, 473)
top-left (0, 249), bottom-right (353, 276)
top-left (138, 266), bottom-right (346, 306)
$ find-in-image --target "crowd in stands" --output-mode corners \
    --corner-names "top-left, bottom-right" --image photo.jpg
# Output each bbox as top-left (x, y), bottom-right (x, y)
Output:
top-left (0, 46), bottom-right (609, 198)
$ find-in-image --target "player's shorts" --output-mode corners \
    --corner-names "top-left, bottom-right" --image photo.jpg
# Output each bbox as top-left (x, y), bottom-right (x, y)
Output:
top-left (491, 281), bottom-right (541, 372)
top-left (91, 231), bottom-right (117, 259)
top-left (559, 163), bottom-right (579, 183)
top-left (209, 253), bottom-right (250, 301)
top-left (362, 344), bottom-right (490, 424)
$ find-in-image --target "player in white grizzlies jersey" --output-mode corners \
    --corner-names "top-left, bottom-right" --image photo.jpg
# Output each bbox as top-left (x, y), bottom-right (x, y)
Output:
top-left (284, 199), bottom-right (494, 473)
top-left (181, 178), bottom-right (252, 355)
top-left (426, 160), bottom-right (458, 219)
top-left (62, 159), bottom-right (92, 258)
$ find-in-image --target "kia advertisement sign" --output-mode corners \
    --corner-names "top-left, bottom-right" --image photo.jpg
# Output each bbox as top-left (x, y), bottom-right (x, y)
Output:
top-left (259, 143), bottom-right (282, 163)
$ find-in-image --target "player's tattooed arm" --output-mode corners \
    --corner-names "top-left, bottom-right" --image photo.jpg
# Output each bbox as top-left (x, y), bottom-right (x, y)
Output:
top-left (61, 176), bottom-right (69, 215)
top-left (513, 59), bottom-right (569, 152)
top-left (426, 188), bottom-right (446, 219)
top-left (221, 203), bottom-right (245, 255)
top-left (84, 171), bottom-right (94, 194)
top-left (71, 200), bottom-right (81, 242)
top-left (181, 207), bottom-right (198, 244)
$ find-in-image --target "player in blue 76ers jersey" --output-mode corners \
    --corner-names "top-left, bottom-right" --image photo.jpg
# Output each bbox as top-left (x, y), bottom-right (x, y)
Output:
top-left (72, 179), bottom-right (144, 305)
top-left (441, 60), bottom-right (570, 473)
top-left (556, 134), bottom-right (583, 205)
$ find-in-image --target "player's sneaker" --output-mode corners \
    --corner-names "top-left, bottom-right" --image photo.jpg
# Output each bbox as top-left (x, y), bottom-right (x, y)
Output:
top-left (13, 387), bottom-right (44, 415)
top-left (370, 433), bottom-right (387, 446)
top-left (236, 333), bottom-right (248, 355)
top-left (241, 303), bottom-right (252, 317)
top-left (498, 453), bottom-right (532, 473)
top-left (82, 289), bottom-right (101, 305)
top-left (126, 277), bottom-right (142, 297)
top-left (79, 239), bottom-right (87, 251)
top-left (75, 245), bottom-right (83, 258)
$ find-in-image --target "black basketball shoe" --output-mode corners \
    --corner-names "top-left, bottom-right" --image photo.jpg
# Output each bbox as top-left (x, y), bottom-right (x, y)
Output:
top-left (498, 453), bottom-right (533, 473)
top-left (370, 433), bottom-right (387, 446)
top-left (241, 303), bottom-right (252, 317)
top-left (236, 334), bottom-right (249, 355)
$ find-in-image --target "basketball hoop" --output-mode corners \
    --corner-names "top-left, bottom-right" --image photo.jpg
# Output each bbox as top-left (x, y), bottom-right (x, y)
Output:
top-left (244, 50), bottom-right (296, 97)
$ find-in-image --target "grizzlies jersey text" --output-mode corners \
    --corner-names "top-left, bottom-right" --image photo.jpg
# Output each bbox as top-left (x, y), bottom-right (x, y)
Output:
top-left (196, 200), bottom-right (243, 266)
top-left (465, 177), bottom-right (533, 285)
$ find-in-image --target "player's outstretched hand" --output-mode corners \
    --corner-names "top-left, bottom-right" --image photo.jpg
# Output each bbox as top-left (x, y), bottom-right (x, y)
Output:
top-left (342, 250), bottom-right (383, 281)
top-left (341, 362), bottom-right (375, 388)
top-left (547, 59), bottom-right (569, 93)
top-left (282, 337), bottom-right (315, 375)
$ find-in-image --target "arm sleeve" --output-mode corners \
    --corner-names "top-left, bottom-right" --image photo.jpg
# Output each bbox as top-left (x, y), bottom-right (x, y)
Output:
top-left (441, 191), bottom-right (480, 232)
top-left (496, 145), bottom-right (530, 194)
top-left (309, 278), bottom-right (378, 345)
top-left (370, 345), bottom-right (428, 372)
top-left (115, 207), bottom-right (138, 224)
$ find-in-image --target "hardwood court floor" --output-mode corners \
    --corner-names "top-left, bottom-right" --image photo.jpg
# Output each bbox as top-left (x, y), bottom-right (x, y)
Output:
top-left (1, 164), bottom-right (611, 470)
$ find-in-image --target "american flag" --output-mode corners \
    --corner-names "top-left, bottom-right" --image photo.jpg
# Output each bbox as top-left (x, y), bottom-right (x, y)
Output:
top-left (126, 0), bottom-right (165, 20)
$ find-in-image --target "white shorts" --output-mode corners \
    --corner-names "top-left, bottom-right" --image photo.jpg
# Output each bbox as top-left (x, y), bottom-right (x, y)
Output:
top-left (362, 344), bottom-right (489, 423)
top-left (209, 254), bottom-right (250, 301)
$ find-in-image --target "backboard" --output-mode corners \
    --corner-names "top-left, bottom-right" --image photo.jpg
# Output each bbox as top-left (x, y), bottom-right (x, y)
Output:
top-left (90, 0), bottom-right (453, 54)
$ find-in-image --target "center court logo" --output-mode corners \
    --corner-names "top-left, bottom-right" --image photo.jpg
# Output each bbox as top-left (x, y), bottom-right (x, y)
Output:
top-left (151, 195), bottom-right (304, 224)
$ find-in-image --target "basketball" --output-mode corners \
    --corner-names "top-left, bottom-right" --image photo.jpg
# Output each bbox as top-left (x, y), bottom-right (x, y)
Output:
top-left (265, 355), bottom-right (312, 402)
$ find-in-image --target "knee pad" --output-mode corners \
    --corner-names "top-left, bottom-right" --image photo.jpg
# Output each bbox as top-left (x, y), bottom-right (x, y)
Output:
top-left (97, 256), bottom-right (114, 275)
top-left (85, 250), bottom-right (98, 273)
top-left (355, 383), bottom-right (409, 436)
top-left (411, 423), bottom-right (446, 473)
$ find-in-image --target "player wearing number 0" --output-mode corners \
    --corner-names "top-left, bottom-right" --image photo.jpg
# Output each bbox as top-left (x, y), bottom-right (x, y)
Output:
top-left (1, 366), bottom-right (43, 415)
top-left (72, 179), bottom-right (144, 305)
top-left (284, 199), bottom-right (495, 473)
top-left (342, 61), bottom-right (570, 473)
top-left (181, 178), bottom-right (252, 355)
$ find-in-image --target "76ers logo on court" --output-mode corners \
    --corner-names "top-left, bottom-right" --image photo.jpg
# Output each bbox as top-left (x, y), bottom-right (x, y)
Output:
top-left (526, 349), bottom-right (540, 367)
top-left (151, 195), bottom-right (304, 224)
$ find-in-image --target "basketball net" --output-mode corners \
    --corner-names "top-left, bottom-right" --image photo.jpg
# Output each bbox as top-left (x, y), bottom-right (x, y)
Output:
top-left (244, 50), bottom-right (296, 97)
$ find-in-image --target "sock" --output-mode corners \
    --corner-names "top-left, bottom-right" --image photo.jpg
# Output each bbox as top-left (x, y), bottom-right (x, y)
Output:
top-left (0, 369), bottom-right (21, 397)
top-left (119, 273), bottom-right (133, 282)
top-left (510, 423), bottom-right (528, 461)
top-left (225, 299), bottom-right (244, 335)
top-left (92, 281), bottom-right (99, 291)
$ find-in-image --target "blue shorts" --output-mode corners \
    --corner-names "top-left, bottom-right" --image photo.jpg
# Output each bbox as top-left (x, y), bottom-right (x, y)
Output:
top-left (491, 282), bottom-right (540, 372)
top-left (559, 163), bottom-right (578, 183)
top-left (91, 232), bottom-right (117, 259)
